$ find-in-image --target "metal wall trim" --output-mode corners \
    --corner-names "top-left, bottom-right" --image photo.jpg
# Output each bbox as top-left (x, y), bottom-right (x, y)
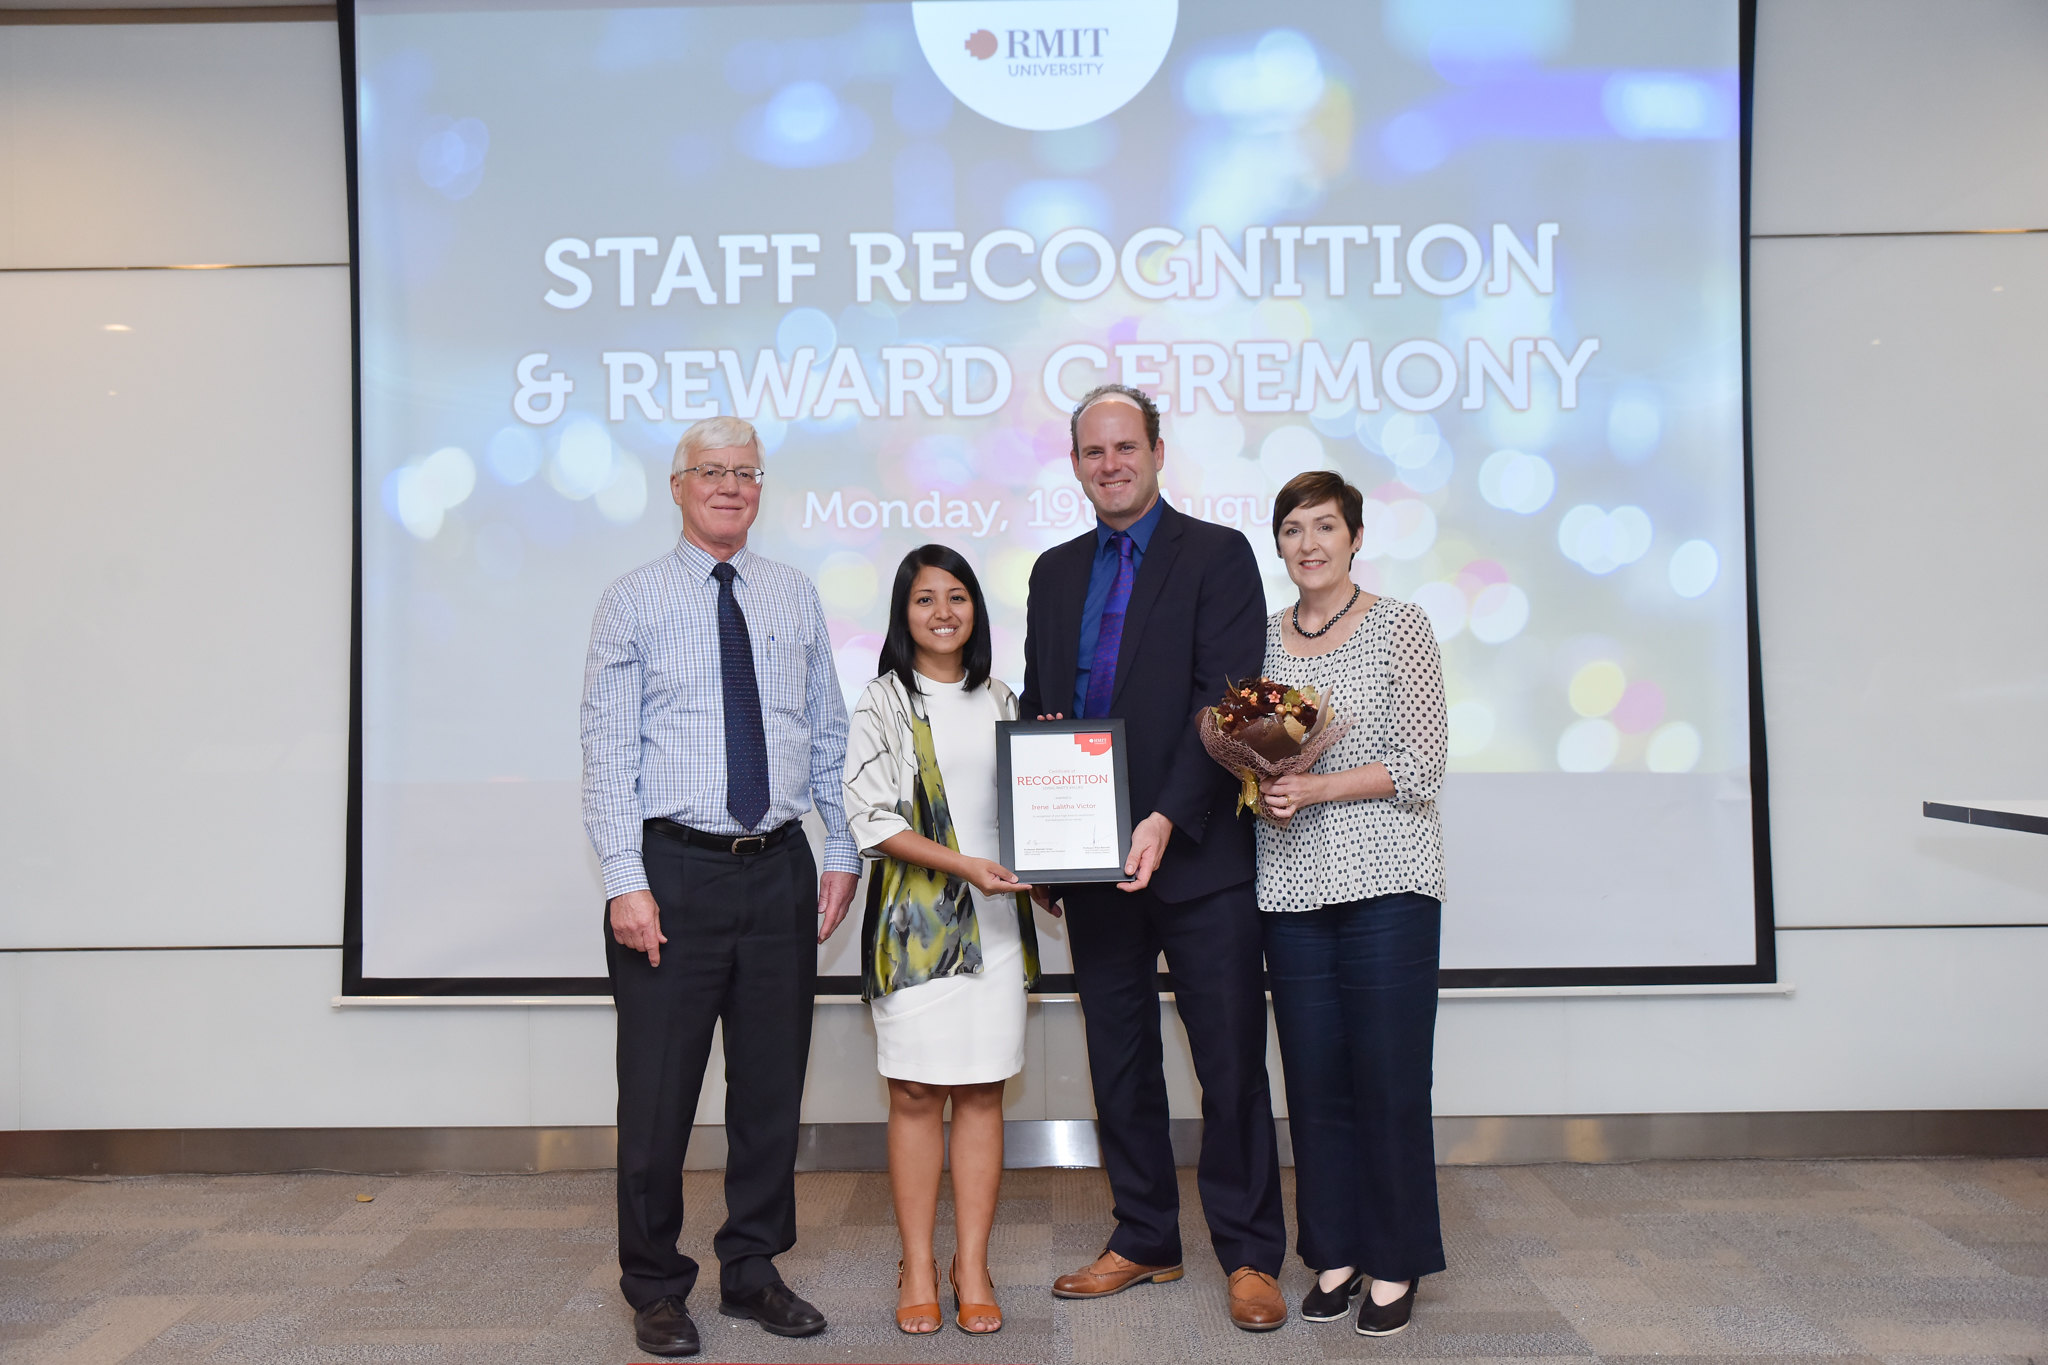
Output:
top-left (1753, 227), bottom-right (2048, 239)
top-left (0, 264), bottom-right (347, 274)
top-left (0, 7), bottom-right (335, 26)
top-left (4, 1112), bottom-right (2043, 1177)
top-left (326, 982), bottom-right (1804, 1007)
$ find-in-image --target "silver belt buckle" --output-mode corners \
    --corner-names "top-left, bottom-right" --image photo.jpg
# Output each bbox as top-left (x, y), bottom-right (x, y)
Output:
top-left (730, 834), bottom-right (767, 855)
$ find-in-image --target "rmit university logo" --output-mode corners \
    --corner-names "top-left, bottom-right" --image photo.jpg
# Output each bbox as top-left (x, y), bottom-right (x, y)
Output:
top-left (911, 0), bottom-right (1177, 133)
top-left (1002, 26), bottom-right (1109, 62)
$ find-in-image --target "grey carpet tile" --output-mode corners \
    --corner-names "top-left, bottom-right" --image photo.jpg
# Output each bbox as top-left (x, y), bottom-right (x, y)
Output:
top-left (1, 1159), bottom-right (2042, 1364)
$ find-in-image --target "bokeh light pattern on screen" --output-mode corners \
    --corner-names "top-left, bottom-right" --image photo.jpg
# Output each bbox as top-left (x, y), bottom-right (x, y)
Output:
top-left (353, 0), bottom-right (1760, 984)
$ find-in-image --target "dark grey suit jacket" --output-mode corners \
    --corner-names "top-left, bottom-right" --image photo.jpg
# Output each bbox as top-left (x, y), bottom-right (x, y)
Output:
top-left (1018, 501), bottom-right (1266, 903)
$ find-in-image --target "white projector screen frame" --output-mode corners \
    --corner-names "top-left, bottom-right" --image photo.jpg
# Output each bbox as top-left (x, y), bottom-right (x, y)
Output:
top-left (340, 0), bottom-right (1775, 996)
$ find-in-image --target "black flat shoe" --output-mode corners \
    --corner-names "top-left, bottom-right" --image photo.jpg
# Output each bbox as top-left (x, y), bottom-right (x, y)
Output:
top-left (1300, 1270), bottom-right (1364, 1322)
top-left (633, 1295), bottom-right (700, 1357)
top-left (719, 1281), bottom-right (827, 1338)
top-left (1355, 1278), bottom-right (1418, 1337)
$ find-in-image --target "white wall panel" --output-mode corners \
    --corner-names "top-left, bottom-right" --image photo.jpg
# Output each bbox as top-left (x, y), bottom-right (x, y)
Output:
top-left (1036, 1001), bottom-right (1097, 1118)
top-left (0, 267), bottom-right (352, 948)
top-left (0, 955), bottom-right (19, 1130)
top-left (0, 22), bottom-right (347, 268)
top-left (1438, 929), bottom-right (2048, 1114)
top-left (1752, 0), bottom-right (2048, 234)
top-left (14, 950), bottom-right (529, 1128)
top-left (1750, 233), bottom-right (2048, 927)
top-left (4, 928), bottom-right (2045, 1131)
top-left (524, 1000), bottom-right (619, 1128)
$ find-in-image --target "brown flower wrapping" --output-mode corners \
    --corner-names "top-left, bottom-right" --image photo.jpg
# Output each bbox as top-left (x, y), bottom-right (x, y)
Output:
top-left (1198, 692), bottom-right (1351, 829)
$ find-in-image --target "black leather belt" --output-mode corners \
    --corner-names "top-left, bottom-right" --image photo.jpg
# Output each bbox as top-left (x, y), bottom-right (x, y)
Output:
top-left (646, 817), bottom-right (801, 856)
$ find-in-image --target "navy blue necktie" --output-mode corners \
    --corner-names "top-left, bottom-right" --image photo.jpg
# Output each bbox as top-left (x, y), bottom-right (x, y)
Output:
top-left (1083, 532), bottom-right (1135, 718)
top-left (711, 561), bottom-right (770, 831)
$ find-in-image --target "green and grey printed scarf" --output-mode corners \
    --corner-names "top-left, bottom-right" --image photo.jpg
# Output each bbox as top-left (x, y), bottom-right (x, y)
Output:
top-left (860, 701), bottom-right (1040, 1002)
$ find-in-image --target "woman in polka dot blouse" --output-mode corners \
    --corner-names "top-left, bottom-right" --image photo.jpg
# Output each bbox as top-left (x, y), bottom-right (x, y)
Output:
top-left (1256, 470), bottom-right (1449, 1339)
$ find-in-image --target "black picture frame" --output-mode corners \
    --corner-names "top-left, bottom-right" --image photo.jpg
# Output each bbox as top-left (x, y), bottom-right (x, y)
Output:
top-left (995, 719), bottom-right (1134, 884)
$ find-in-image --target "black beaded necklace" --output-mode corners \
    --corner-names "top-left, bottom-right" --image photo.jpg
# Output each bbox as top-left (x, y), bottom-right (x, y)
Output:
top-left (1292, 585), bottom-right (1362, 640)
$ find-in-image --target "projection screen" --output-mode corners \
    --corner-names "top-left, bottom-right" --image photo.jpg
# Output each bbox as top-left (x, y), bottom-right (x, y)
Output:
top-left (343, 0), bottom-right (1772, 993)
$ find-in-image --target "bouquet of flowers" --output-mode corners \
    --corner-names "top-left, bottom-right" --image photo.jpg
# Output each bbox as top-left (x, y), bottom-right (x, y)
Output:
top-left (1198, 677), bottom-right (1350, 827)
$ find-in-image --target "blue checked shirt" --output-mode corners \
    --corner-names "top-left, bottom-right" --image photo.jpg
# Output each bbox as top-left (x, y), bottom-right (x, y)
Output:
top-left (580, 536), bottom-right (859, 898)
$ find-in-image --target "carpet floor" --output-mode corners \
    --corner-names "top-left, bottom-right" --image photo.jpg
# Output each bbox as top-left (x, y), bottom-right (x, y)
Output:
top-left (2, 1160), bottom-right (2044, 1363)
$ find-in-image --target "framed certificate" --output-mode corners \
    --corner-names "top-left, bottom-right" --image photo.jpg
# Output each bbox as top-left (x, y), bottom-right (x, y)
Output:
top-left (995, 719), bottom-right (1134, 883)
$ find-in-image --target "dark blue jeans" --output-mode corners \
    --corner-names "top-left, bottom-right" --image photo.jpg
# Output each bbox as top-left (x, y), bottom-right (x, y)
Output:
top-left (1263, 892), bottom-right (1446, 1281)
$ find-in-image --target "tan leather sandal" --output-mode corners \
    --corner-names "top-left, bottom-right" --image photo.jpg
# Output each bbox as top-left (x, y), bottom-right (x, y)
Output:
top-left (949, 1256), bottom-right (1002, 1334)
top-left (896, 1259), bottom-right (942, 1334)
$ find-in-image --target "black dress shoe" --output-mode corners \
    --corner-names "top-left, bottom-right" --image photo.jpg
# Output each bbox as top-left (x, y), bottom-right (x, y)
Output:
top-left (1300, 1270), bottom-right (1364, 1322)
top-left (719, 1281), bottom-right (827, 1337)
top-left (633, 1295), bottom-right (700, 1357)
top-left (1355, 1278), bottom-right (1418, 1336)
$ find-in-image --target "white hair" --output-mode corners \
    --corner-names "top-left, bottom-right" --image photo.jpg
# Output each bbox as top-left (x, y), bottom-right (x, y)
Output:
top-left (672, 415), bottom-right (762, 473)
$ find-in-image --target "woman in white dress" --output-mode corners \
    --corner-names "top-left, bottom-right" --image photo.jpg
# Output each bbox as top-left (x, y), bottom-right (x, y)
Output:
top-left (842, 544), bottom-right (1040, 1337)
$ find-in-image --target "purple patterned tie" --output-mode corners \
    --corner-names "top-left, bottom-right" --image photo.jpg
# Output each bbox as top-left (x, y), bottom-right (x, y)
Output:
top-left (1083, 531), bottom-right (1135, 718)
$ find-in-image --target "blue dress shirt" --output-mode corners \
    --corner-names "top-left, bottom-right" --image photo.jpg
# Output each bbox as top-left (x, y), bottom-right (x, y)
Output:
top-left (581, 536), bottom-right (859, 898)
top-left (1072, 495), bottom-right (1167, 719)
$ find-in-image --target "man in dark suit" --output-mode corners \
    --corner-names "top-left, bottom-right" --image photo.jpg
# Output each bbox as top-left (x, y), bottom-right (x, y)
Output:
top-left (1020, 383), bottom-right (1288, 1331)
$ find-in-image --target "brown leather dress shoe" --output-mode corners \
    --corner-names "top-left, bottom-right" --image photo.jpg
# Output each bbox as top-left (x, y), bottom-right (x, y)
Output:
top-left (1050, 1250), bottom-right (1185, 1299)
top-left (1227, 1267), bottom-right (1287, 1332)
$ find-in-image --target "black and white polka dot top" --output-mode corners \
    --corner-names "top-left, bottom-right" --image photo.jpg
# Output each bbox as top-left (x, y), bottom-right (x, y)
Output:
top-left (1254, 597), bottom-right (1448, 911)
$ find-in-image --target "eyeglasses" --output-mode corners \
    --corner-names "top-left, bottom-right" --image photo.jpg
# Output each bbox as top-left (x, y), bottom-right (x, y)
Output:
top-left (676, 464), bottom-right (766, 485)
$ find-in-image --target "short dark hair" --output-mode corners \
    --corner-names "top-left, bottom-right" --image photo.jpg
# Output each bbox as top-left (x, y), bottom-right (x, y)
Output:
top-left (1069, 383), bottom-right (1161, 456)
top-left (877, 544), bottom-right (993, 696)
top-left (1271, 470), bottom-right (1364, 546)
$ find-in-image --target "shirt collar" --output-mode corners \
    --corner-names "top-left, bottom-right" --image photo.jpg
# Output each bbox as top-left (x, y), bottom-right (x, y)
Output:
top-left (1094, 494), bottom-right (1166, 556)
top-left (674, 535), bottom-right (753, 584)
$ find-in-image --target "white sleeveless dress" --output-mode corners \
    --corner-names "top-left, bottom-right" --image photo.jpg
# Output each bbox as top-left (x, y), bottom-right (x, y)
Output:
top-left (863, 672), bottom-right (1026, 1085)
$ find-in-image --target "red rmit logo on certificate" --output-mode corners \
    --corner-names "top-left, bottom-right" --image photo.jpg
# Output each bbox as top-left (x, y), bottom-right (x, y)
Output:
top-left (1072, 733), bottom-right (1113, 757)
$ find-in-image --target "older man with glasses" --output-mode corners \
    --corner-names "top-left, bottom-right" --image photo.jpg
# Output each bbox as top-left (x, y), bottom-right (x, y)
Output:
top-left (581, 414), bottom-right (860, 1357)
